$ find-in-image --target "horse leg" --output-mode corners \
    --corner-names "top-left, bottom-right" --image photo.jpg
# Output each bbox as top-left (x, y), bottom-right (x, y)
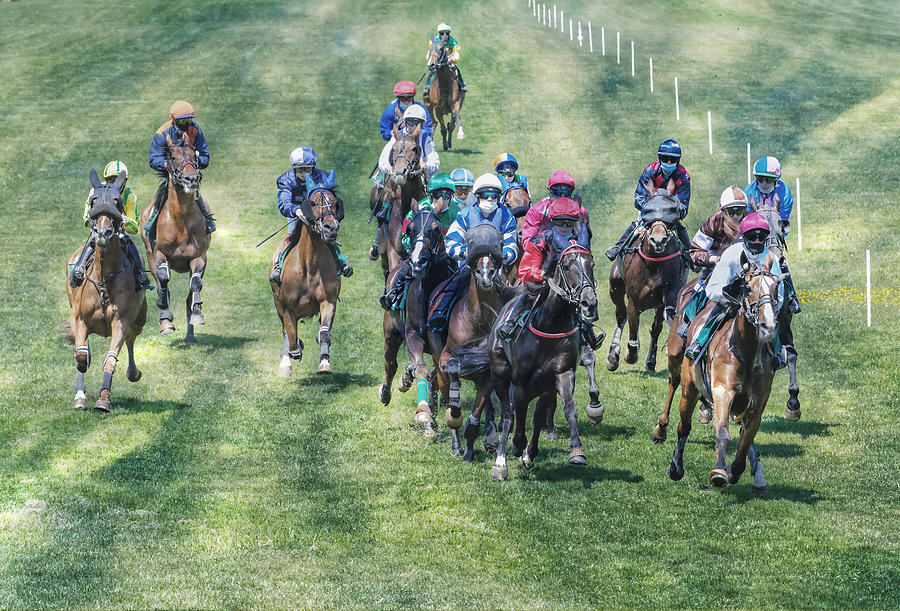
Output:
top-left (607, 280), bottom-right (627, 371)
top-left (624, 300), bottom-right (641, 365)
top-left (95, 320), bottom-right (126, 412)
top-left (407, 334), bottom-right (435, 437)
top-left (748, 442), bottom-right (767, 495)
top-left (453, 108), bottom-right (465, 140)
top-left (653, 342), bottom-right (683, 444)
top-left (729, 411), bottom-right (763, 488)
top-left (522, 392), bottom-right (549, 469)
top-left (438, 114), bottom-right (449, 152)
top-left (490, 381), bottom-right (514, 481)
top-left (316, 299), bottom-right (337, 375)
top-left (125, 335), bottom-right (141, 382)
top-left (709, 385), bottom-right (736, 488)
top-left (483, 390), bottom-right (500, 452)
top-left (582, 347), bottom-right (604, 424)
top-left (184, 259), bottom-right (205, 343)
top-left (542, 394), bottom-right (559, 441)
top-left (669, 378), bottom-right (699, 481)
top-left (782, 320), bottom-right (801, 420)
top-left (154, 257), bottom-right (174, 335)
top-left (380, 313), bottom-right (402, 405)
top-left (446, 111), bottom-right (454, 150)
top-left (554, 370), bottom-right (585, 465)
top-left (511, 386), bottom-right (529, 458)
top-left (72, 320), bottom-right (89, 409)
top-left (463, 384), bottom-right (489, 463)
top-left (646, 306), bottom-right (664, 371)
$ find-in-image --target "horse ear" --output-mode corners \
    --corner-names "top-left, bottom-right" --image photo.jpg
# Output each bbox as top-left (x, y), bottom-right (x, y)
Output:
top-left (305, 173), bottom-right (316, 193)
top-left (299, 199), bottom-right (314, 223)
top-left (774, 193), bottom-right (781, 208)
top-left (113, 171), bottom-right (127, 193)
top-left (326, 169), bottom-right (336, 188)
top-left (747, 194), bottom-right (758, 211)
top-left (645, 179), bottom-right (654, 196)
top-left (740, 250), bottom-right (750, 272)
top-left (666, 178), bottom-right (676, 196)
top-left (391, 124), bottom-right (401, 140)
top-left (411, 123), bottom-right (422, 139)
top-left (89, 168), bottom-right (101, 189)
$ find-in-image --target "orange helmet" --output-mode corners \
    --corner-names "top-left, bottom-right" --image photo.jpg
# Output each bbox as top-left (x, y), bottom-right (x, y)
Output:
top-left (169, 100), bottom-right (195, 120)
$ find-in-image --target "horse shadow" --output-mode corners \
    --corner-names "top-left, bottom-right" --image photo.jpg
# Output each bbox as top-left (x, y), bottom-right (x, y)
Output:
top-left (108, 399), bottom-right (191, 415)
top-left (720, 483), bottom-right (825, 505)
top-left (446, 148), bottom-right (483, 156)
top-left (586, 423), bottom-right (637, 440)
top-left (761, 418), bottom-right (835, 438)
top-left (291, 371), bottom-right (379, 391)
top-left (168, 333), bottom-right (256, 352)
top-left (532, 462), bottom-right (643, 486)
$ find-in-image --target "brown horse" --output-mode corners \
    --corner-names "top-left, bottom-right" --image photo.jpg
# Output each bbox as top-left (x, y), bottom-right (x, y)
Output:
top-left (424, 40), bottom-right (465, 151)
top-left (372, 124), bottom-right (427, 279)
top-left (501, 186), bottom-right (531, 283)
top-left (271, 186), bottom-right (343, 377)
top-left (668, 252), bottom-right (783, 494)
top-left (141, 133), bottom-right (210, 342)
top-left (607, 184), bottom-right (688, 372)
top-left (65, 169), bottom-right (147, 412)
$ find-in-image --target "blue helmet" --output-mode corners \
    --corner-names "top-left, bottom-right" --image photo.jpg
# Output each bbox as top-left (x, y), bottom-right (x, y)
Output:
top-left (493, 153), bottom-right (519, 173)
top-left (450, 168), bottom-right (475, 188)
top-left (290, 146), bottom-right (318, 168)
top-left (657, 139), bottom-right (682, 159)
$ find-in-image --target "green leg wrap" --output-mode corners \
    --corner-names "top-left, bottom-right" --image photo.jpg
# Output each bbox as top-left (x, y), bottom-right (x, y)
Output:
top-left (416, 377), bottom-right (429, 406)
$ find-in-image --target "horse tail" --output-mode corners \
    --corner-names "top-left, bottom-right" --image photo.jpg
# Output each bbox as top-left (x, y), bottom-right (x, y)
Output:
top-left (59, 320), bottom-right (74, 344)
top-left (449, 337), bottom-right (491, 377)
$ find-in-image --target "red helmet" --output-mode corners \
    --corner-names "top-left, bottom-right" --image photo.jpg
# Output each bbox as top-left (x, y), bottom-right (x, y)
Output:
top-left (739, 212), bottom-right (770, 235)
top-left (393, 81), bottom-right (416, 97)
top-left (547, 170), bottom-right (575, 189)
top-left (548, 197), bottom-right (581, 219)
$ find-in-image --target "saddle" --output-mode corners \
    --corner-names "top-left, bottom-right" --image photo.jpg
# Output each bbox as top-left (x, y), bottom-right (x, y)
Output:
top-left (426, 265), bottom-right (470, 336)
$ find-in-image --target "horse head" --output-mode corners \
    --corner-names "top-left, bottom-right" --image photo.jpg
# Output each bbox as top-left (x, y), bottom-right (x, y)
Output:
top-left (427, 40), bottom-right (450, 70)
top-left (165, 132), bottom-right (202, 196)
top-left (87, 168), bottom-right (125, 250)
top-left (751, 196), bottom-right (788, 256)
top-left (302, 179), bottom-right (340, 243)
top-left (552, 242), bottom-right (598, 322)
top-left (640, 184), bottom-right (682, 254)
top-left (388, 124), bottom-right (422, 188)
top-left (407, 210), bottom-right (444, 279)
top-left (465, 224), bottom-right (503, 290)
top-left (736, 250), bottom-right (783, 345)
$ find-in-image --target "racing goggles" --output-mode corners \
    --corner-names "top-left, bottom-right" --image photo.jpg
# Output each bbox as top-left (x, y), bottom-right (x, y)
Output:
top-left (549, 185), bottom-right (574, 198)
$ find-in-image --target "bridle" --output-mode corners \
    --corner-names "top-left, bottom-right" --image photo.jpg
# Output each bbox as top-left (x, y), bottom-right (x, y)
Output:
top-left (634, 220), bottom-right (681, 262)
top-left (409, 210), bottom-right (444, 271)
top-left (305, 187), bottom-right (339, 237)
top-left (547, 244), bottom-right (596, 311)
top-left (388, 129), bottom-right (423, 181)
top-left (723, 266), bottom-right (780, 330)
top-left (429, 42), bottom-right (450, 70)
top-left (165, 141), bottom-right (201, 189)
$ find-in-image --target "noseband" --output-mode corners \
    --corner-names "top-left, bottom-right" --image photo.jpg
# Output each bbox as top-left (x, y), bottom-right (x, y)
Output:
top-left (306, 187), bottom-right (338, 235)
top-left (728, 268), bottom-right (779, 329)
top-left (165, 142), bottom-right (201, 186)
top-left (548, 244), bottom-right (595, 306)
top-left (388, 130), bottom-right (423, 180)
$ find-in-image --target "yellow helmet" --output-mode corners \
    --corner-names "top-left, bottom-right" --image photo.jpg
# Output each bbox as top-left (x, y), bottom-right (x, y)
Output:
top-left (103, 160), bottom-right (128, 180)
top-left (437, 23), bottom-right (451, 33)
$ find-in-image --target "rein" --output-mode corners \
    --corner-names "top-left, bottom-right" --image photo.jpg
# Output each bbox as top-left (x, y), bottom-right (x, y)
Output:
top-left (528, 244), bottom-right (594, 340)
top-left (165, 142), bottom-right (201, 185)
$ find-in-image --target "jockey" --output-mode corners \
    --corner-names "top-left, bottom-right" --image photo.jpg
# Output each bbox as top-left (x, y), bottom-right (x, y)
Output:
top-left (745, 155), bottom-right (801, 313)
top-left (496, 197), bottom-right (594, 341)
top-left (605, 139), bottom-right (693, 263)
top-left (684, 212), bottom-right (784, 362)
top-left (450, 168), bottom-right (476, 209)
top-left (69, 160), bottom-right (151, 292)
top-left (424, 22), bottom-right (467, 97)
top-left (379, 174), bottom-right (457, 310)
top-left (147, 100), bottom-right (215, 234)
top-left (269, 146), bottom-right (351, 283)
top-left (377, 104), bottom-right (441, 182)
top-left (493, 153), bottom-right (529, 201)
top-left (380, 80), bottom-right (433, 143)
top-left (445, 173), bottom-right (518, 266)
top-left (521, 170), bottom-right (589, 246)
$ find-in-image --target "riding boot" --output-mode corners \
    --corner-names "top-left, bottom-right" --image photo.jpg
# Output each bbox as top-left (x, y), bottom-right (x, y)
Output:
top-left (124, 237), bottom-right (152, 292)
top-left (496, 293), bottom-right (531, 340)
top-left (685, 303), bottom-right (723, 361)
top-left (455, 66), bottom-right (467, 92)
top-left (145, 178), bottom-right (168, 243)
top-left (69, 245), bottom-right (91, 288)
top-left (605, 221), bottom-right (637, 261)
top-left (330, 242), bottom-right (353, 278)
top-left (780, 258), bottom-right (801, 313)
top-left (678, 290), bottom-right (708, 339)
top-left (269, 233), bottom-right (296, 284)
top-left (369, 232), bottom-right (380, 261)
top-left (423, 71), bottom-right (435, 97)
top-left (380, 262), bottom-right (411, 310)
top-left (196, 194), bottom-right (216, 233)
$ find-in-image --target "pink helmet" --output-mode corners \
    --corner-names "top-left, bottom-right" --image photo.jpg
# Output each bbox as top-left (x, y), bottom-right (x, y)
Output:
top-left (739, 212), bottom-right (769, 235)
top-left (393, 81), bottom-right (416, 97)
top-left (547, 170), bottom-right (575, 188)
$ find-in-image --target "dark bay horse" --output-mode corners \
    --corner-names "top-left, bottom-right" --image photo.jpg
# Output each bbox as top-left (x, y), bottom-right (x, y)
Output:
top-left (449, 240), bottom-right (598, 480)
top-left (669, 252), bottom-right (783, 494)
top-left (140, 133), bottom-right (210, 342)
top-left (424, 40), bottom-right (465, 151)
top-left (428, 224), bottom-right (515, 461)
top-left (271, 184), bottom-right (343, 377)
top-left (65, 169), bottom-right (147, 412)
top-left (607, 184), bottom-right (688, 372)
top-left (372, 124), bottom-right (427, 279)
top-left (380, 210), bottom-right (455, 436)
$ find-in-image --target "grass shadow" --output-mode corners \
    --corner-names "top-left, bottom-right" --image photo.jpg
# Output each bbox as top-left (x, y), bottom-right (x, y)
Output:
top-left (168, 334), bottom-right (256, 352)
top-left (760, 418), bottom-right (836, 438)
top-left (531, 462), bottom-right (644, 485)
top-left (290, 371), bottom-right (380, 390)
top-left (755, 442), bottom-right (804, 458)
top-left (444, 148), bottom-right (483, 156)
top-left (112, 399), bottom-right (190, 415)
top-left (722, 483), bottom-right (826, 505)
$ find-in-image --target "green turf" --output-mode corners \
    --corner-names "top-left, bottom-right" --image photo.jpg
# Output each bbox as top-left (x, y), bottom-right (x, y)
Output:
top-left (1, 0), bottom-right (898, 608)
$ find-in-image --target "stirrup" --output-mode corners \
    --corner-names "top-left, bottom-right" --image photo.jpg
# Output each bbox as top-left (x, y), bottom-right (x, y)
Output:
top-left (269, 266), bottom-right (282, 284)
top-left (684, 341), bottom-right (702, 361)
top-left (368, 242), bottom-right (379, 261)
top-left (69, 266), bottom-right (86, 288)
top-left (604, 246), bottom-right (619, 262)
top-left (205, 217), bottom-right (217, 233)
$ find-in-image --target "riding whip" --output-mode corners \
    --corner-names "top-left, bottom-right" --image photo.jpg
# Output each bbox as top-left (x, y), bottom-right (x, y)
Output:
top-left (415, 70), bottom-right (429, 86)
top-left (255, 220), bottom-right (292, 247)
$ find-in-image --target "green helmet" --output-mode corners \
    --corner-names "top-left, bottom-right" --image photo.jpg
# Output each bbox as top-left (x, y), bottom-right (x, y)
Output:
top-left (103, 160), bottom-right (128, 180)
top-left (427, 173), bottom-right (456, 194)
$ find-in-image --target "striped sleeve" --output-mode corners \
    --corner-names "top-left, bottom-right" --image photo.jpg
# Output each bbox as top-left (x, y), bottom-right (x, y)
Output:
top-left (444, 211), bottom-right (469, 261)
top-left (501, 210), bottom-right (519, 263)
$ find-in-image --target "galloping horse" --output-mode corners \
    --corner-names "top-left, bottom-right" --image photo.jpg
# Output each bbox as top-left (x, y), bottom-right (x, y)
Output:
top-left (424, 39), bottom-right (465, 151)
top-left (141, 133), bottom-right (210, 342)
top-left (501, 186), bottom-right (531, 283)
top-left (272, 179), bottom-right (343, 377)
top-left (754, 199), bottom-right (801, 420)
top-left (668, 252), bottom-right (783, 494)
top-left (607, 184), bottom-right (688, 372)
top-left (429, 224), bottom-right (514, 461)
top-left (449, 240), bottom-right (599, 480)
top-left (380, 210), bottom-right (455, 436)
top-left (372, 124), bottom-right (427, 279)
top-left (65, 169), bottom-right (147, 411)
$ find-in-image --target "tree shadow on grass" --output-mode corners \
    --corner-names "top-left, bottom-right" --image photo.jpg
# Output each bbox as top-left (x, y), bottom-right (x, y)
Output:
top-left (112, 399), bottom-right (190, 415)
top-left (289, 371), bottom-right (380, 391)
top-left (760, 418), bottom-right (835, 438)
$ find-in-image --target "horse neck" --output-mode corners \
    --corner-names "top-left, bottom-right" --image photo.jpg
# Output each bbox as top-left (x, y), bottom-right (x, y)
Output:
top-left (728, 307), bottom-right (764, 370)
top-left (167, 178), bottom-right (198, 222)
top-left (90, 236), bottom-right (123, 281)
top-left (467, 271), bottom-right (501, 328)
top-left (532, 286), bottom-right (576, 333)
top-left (295, 223), bottom-right (329, 264)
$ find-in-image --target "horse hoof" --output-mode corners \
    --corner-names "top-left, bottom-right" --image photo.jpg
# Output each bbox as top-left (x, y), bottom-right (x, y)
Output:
top-left (399, 372), bottom-right (413, 392)
top-left (668, 462), bottom-right (684, 481)
top-left (606, 357), bottom-right (619, 372)
top-left (422, 423), bottom-right (436, 438)
top-left (519, 454), bottom-right (534, 470)
top-left (698, 406), bottom-right (712, 424)
top-left (94, 399), bottom-right (110, 413)
top-left (73, 393), bottom-right (88, 410)
top-left (785, 406), bottom-right (801, 422)
top-left (184, 334), bottom-right (196, 344)
top-left (317, 360), bottom-right (333, 375)
top-left (490, 465), bottom-right (508, 481)
top-left (463, 448), bottom-right (474, 463)
top-left (587, 402), bottom-right (604, 425)
top-left (278, 366), bottom-right (292, 378)
top-left (511, 444), bottom-right (525, 458)
top-left (457, 129), bottom-right (465, 140)
top-left (753, 485), bottom-right (768, 496)
top-left (189, 313), bottom-right (205, 326)
top-left (624, 352), bottom-right (638, 365)
top-left (450, 447), bottom-right (462, 458)
top-left (378, 383), bottom-right (391, 405)
top-left (645, 361), bottom-right (656, 372)
top-left (445, 407), bottom-right (463, 429)
top-left (709, 469), bottom-right (728, 488)
top-left (160, 326), bottom-right (175, 336)
top-left (652, 424), bottom-right (668, 444)
top-left (545, 430), bottom-right (559, 442)
top-left (126, 368), bottom-right (142, 383)
top-left (568, 448), bottom-right (587, 466)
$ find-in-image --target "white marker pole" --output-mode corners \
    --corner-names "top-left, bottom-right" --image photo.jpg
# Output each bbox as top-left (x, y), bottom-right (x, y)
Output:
top-left (866, 250), bottom-right (871, 327)
top-left (674, 77), bottom-right (680, 121)
top-left (746, 143), bottom-right (751, 184)
top-left (616, 32), bottom-right (620, 64)
top-left (631, 41), bottom-right (635, 76)
top-left (554, 5), bottom-right (557, 29)
top-left (601, 27), bottom-right (606, 55)
top-left (649, 58), bottom-right (653, 92)
top-left (533, 2), bottom-right (536, 17)
top-left (588, 21), bottom-right (593, 52)
top-left (542, 3), bottom-right (545, 25)
top-left (796, 177), bottom-right (802, 251)
top-left (707, 111), bottom-right (712, 155)
top-left (569, 19), bottom-right (573, 41)
top-left (560, 11), bottom-right (564, 33)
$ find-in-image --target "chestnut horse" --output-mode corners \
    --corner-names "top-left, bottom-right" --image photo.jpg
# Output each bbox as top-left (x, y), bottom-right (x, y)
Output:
top-left (372, 124), bottom-right (427, 279)
top-left (141, 133), bottom-right (210, 342)
top-left (501, 186), bottom-right (530, 283)
top-left (271, 184), bottom-right (343, 377)
top-left (668, 252), bottom-right (783, 494)
top-left (424, 39), bottom-right (465, 151)
top-left (380, 210), bottom-right (455, 436)
top-left (65, 169), bottom-right (147, 412)
top-left (607, 184), bottom-right (688, 372)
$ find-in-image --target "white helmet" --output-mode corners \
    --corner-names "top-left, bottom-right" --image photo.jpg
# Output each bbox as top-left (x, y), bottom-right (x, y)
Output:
top-left (719, 185), bottom-right (748, 209)
top-left (472, 173), bottom-right (502, 196)
top-left (402, 105), bottom-right (428, 123)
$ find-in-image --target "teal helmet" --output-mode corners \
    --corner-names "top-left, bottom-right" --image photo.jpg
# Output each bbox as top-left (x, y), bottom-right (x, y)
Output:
top-left (427, 173), bottom-right (456, 194)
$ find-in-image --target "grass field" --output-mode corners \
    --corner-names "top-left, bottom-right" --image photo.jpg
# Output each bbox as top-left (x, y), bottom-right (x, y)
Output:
top-left (1, 0), bottom-right (899, 608)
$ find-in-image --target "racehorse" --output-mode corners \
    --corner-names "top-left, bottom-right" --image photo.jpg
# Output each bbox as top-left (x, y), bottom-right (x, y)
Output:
top-left (607, 183), bottom-right (688, 372)
top-left (449, 239), bottom-right (599, 480)
top-left (501, 186), bottom-right (531, 283)
top-left (380, 210), bottom-right (455, 436)
top-left (65, 169), bottom-right (147, 411)
top-left (668, 252), bottom-right (783, 494)
top-left (428, 225), bottom-right (514, 461)
top-left (424, 39), bottom-right (465, 151)
top-left (140, 132), bottom-right (210, 342)
top-left (271, 180), bottom-right (343, 377)
top-left (372, 123), bottom-right (427, 279)
top-left (753, 198), bottom-right (801, 420)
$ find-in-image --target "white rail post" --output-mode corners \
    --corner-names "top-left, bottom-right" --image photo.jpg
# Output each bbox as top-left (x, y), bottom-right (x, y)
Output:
top-left (674, 77), bottom-right (680, 121)
top-left (616, 32), bottom-right (620, 64)
top-left (578, 21), bottom-right (583, 46)
top-left (601, 27), bottom-right (606, 55)
top-left (707, 111), bottom-right (712, 155)
top-left (560, 11), bottom-right (564, 33)
top-left (553, 5), bottom-right (557, 28)
top-left (569, 19), bottom-right (573, 41)
top-left (746, 143), bottom-right (751, 184)
top-left (649, 57), bottom-right (653, 91)
top-left (588, 21), bottom-right (593, 52)
top-left (631, 41), bottom-right (634, 76)
top-left (866, 250), bottom-right (871, 327)
top-left (796, 177), bottom-right (802, 251)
